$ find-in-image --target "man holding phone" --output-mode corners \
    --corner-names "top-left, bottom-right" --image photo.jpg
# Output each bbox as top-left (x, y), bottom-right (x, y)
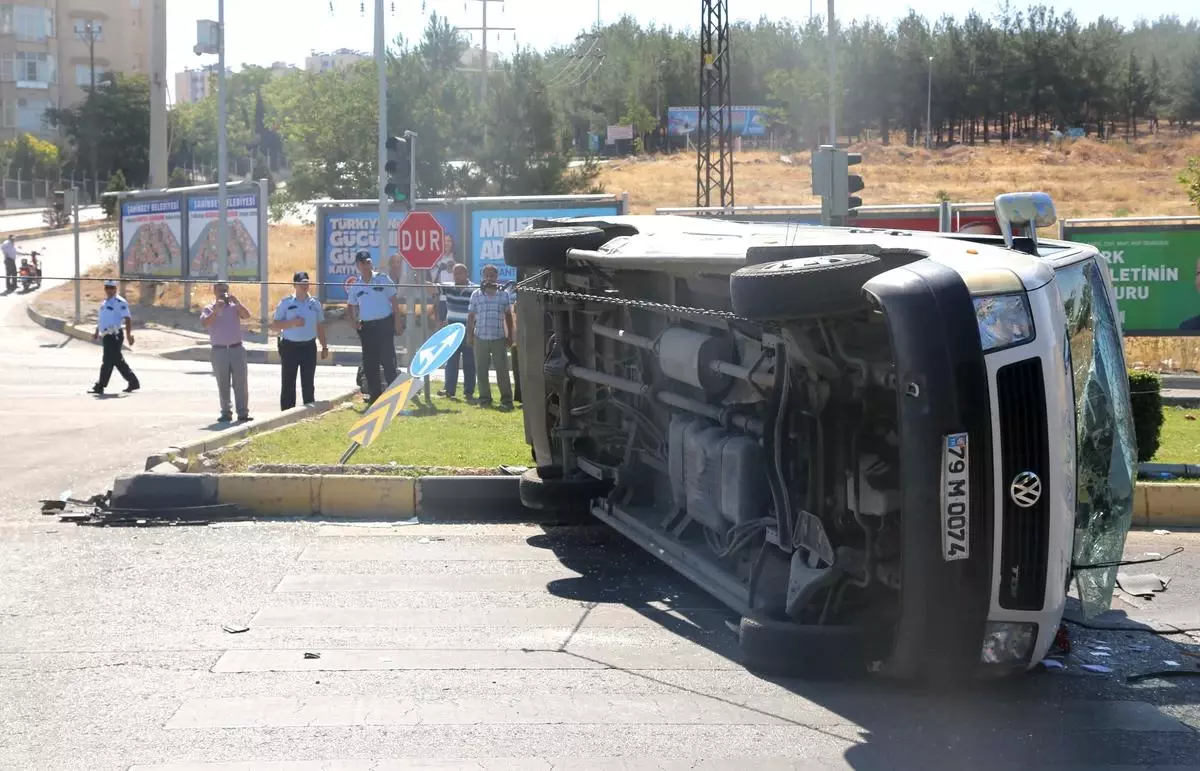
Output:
top-left (199, 281), bottom-right (252, 423)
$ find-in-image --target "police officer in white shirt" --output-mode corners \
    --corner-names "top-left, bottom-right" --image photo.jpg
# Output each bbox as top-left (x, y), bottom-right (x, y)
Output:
top-left (345, 251), bottom-right (405, 403)
top-left (90, 279), bottom-right (140, 395)
top-left (270, 271), bottom-right (328, 410)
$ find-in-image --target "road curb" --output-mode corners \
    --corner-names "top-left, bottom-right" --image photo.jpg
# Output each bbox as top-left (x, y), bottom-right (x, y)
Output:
top-left (1137, 482), bottom-right (1200, 529)
top-left (159, 344), bottom-right (369, 367)
top-left (143, 388), bottom-right (361, 471)
top-left (108, 472), bottom-right (535, 522)
top-left (25, 303), bottom-right (95, 344)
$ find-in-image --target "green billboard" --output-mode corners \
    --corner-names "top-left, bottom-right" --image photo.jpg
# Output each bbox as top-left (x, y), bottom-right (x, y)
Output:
top-left (1065, 225), bottom-right (1200, 335)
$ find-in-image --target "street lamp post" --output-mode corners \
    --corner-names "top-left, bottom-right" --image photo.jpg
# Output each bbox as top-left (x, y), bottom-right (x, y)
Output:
top-left (375, 0), bottom-right (388, 266)
top-left (76, 21), bottom-right (100, 202)
top-left (926, 55), bottom-right (933, 150)
top-left (216, 0), bottom-right (229, 282)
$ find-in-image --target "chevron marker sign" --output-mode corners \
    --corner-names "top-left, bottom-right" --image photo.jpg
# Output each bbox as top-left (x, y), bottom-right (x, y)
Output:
top-left (345, 374), bottom-right (423, 450)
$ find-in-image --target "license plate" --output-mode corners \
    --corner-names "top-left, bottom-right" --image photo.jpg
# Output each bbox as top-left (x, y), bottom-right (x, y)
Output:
top-left (941, 432), bottom-right (970, 561)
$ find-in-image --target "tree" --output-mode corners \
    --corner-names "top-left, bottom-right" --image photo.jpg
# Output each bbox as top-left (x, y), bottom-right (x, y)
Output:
top-left (619, 95), bottom-right (656, 154)
top-left (2, 133), bottom-right (59, 181)
top-left (45, 73), bottom-right (151, 186)
top-left (1125, 52), bottom-right (1148, 137)
top-left (476, 52), bottom-right (600, 195)
top-left (1182, 158), bottom-right (1200, 212)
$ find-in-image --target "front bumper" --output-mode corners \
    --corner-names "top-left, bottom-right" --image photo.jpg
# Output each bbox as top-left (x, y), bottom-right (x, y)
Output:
top-left (864, 260), bottom-right (996, 681)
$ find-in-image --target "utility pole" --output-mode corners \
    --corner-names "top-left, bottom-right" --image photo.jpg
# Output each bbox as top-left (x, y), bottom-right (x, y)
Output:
top-left (827, 0), bottom-right (837, 146)
top-left (926, 55), bottom-right (934, 149)
top-left (148, 0), bottom-right (168, 188)
top-left (216, 0), bottom-right (229, 282)
top-left (76, 21), bottom-right (100, 202)
top-left (459, 0), bottom-right (513, 107)
top-left (375, 0), bottom-right (388, 262)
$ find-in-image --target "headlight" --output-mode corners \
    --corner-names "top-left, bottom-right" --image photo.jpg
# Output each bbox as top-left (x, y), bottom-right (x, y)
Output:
top-left (973, 294), bottom-right (1034, 352)
top-left (980, 621), bottom-right (1038, 665)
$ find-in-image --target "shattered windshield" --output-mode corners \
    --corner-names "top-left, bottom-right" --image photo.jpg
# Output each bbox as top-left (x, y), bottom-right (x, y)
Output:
top-left (1056, 258), bottom-right (1138, 618)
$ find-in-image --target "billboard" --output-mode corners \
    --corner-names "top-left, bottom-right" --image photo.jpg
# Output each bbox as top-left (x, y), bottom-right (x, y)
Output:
top-left (320, 207), bottom-right (462, 302)
top-left (120, 197), bottom-right (184, 277)
top-left (470, 204), bottom-right (623, 283)
top-left (187, 189), bottom-right (263, 280)
top-left (1065, 225), bottom-right (1200, 335)
top-left (667, 106), bottom-right (767, 137)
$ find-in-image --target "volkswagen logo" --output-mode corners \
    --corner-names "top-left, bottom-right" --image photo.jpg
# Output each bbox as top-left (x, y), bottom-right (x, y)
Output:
top-left (1010, 471), bottom-right (1042, 508)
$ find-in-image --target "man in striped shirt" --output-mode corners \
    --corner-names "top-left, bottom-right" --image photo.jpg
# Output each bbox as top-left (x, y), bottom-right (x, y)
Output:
top-left (438, 263), bottom-right (477, 402)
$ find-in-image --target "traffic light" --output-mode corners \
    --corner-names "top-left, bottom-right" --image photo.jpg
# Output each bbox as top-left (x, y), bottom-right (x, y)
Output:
top-left (812, 146), bottom-right (865, 225)
top-left (384, 135), bottom-right (410, 205)
top-left (844, 152), bottom-right (864, 211)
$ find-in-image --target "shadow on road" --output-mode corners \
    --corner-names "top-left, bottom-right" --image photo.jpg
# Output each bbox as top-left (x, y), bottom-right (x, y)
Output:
top-left (525, 521), bottom-right (1200, 769)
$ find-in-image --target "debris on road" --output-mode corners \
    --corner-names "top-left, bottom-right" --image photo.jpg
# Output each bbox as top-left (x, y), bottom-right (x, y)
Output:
top-left (42, 489), bottom-right (247, 527)
top-left (1117, 573), bottom-right (1171, 598)
top-left (1081, 664), bottom-right (1113, 674)
top-left (303, 652), bottom-right (321, 660)
top-left (222, 624), bottom-right (249, 634)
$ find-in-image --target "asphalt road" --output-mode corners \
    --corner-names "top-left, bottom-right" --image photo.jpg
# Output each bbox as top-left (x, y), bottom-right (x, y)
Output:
top-left (0, 229), bottom-right (357, 511)
top-left (1, 230), bottom-right (1198, 770)
top-left (0, 205), bottom-right (105, 234)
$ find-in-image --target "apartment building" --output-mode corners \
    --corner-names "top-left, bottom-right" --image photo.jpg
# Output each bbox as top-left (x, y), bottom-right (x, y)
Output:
top-left (304, 48), bottom-right (365, 74)
top-left (0, 0), bottom-right (148, 140)
top-left (173, 63), bottom-right (228, 105)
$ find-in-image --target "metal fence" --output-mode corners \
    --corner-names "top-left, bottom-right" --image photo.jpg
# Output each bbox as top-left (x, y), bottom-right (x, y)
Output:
top-left (2, 175), bottom-right (109, 207)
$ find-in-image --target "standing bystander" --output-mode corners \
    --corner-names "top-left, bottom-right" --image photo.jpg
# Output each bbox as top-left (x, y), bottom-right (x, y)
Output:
top-left (270, 271), bottom-right (328, 410)
top-left (437, 263), bottom-right (476, 401)
top-left (199, 281), bottom-right (252, 423)
top-left (89, 280), bottom-right (140, 395)
top-left (346, 251), bottom-right (405, 404)
top-left (467, 264), bottom-right (514, 410)
top-left (2, 234), bottom-right (17, 293)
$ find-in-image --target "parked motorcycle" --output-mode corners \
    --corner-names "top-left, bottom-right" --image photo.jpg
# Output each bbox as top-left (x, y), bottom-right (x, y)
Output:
top-left (18, 250), bottom-right (42, 292)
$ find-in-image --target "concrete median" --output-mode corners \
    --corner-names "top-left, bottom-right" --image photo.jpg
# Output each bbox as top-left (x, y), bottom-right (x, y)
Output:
top-left (105, 470), bottom-right (1200, 529)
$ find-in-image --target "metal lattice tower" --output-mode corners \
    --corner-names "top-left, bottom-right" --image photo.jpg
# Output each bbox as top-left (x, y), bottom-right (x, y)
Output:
top-left (696, 0), bottom-right (734, 208)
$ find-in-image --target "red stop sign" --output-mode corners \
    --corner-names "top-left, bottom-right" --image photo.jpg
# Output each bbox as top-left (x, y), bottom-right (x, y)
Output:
top-left (397, 211), bottom-right (446, 270)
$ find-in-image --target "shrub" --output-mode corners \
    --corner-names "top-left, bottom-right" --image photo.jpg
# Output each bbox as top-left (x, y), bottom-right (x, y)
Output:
top-left (168, 167), bottom-right (191, 188)
top-left (102, 169), bottom-right (127, 220)
top-left (1128, 370), bottom-right (1164, 462)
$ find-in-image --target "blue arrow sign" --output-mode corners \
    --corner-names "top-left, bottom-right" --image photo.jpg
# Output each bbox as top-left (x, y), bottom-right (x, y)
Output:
top-left (409, 322), bottom-right (466, 378)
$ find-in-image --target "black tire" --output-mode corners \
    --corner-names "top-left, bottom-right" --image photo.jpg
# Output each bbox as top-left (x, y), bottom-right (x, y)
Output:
top-left (738, 616), bottom-right (881, 680)
top-left (518, 465), bottom-right (612, 513)
top-left (729, 253), bottom-right (882, 321)
top-left (504, 225), bottom-right (611, 271)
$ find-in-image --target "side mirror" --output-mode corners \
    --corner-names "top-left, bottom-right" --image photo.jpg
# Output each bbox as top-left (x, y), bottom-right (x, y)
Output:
top-left (994, 192), bottom-right (1057, 252)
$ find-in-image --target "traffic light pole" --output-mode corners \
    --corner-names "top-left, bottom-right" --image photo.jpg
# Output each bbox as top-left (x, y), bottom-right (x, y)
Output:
top-left (375, 0), bottom-right (389, 262)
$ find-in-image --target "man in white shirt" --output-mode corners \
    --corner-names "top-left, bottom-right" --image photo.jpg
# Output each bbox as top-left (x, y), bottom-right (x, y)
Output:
top-left (2, 235), bottom-right (17, 293)
top-left (90, 280), bottom-right (140, 395)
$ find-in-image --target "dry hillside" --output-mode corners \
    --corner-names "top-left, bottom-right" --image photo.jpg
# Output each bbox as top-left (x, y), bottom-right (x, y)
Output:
top-left (599, 135), bottom-right (1200, 218)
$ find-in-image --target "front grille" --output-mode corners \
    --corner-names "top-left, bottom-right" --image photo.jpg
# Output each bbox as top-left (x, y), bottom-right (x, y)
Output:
top-left (996, 358), bottom-right (1050, 611)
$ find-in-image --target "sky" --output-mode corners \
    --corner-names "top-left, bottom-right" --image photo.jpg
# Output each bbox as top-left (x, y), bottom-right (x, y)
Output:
top-left (168, 0), bottom-right (1196, 93)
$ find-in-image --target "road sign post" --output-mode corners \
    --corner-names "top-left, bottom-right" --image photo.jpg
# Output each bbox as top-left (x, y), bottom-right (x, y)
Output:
top-left (340, 324), bottom-right (467, 464)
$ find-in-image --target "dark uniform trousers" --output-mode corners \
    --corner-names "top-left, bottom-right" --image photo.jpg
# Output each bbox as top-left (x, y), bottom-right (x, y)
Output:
top-left (279, 338), bottom-right (317, 410)
top-left (99, 332), bottom-right (139, 389)
top-left (358, 314), bottom-right (398, 400)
